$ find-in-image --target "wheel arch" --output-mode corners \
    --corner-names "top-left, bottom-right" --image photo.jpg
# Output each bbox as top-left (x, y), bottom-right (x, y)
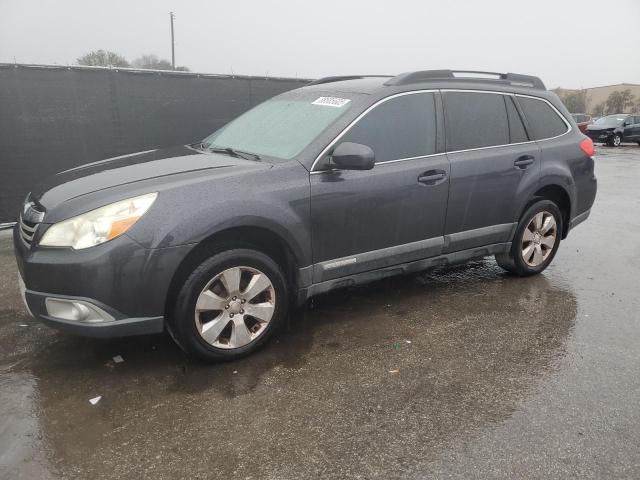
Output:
top-left (164, 225), bottom-right (301, 319)
top-left (521, 184), bottom-right (572, 239)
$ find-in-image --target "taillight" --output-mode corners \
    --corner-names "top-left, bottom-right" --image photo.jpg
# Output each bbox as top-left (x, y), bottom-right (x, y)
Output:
top-left (579, 137), bottom-right (595, 157)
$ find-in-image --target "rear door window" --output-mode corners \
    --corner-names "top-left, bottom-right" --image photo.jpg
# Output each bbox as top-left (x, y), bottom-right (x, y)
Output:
top-left (517, 96), bottom-right (569, 140)
top-left (443, 92), bottom-right (509, 151)
top-left (339, 92), bottom-right (437, 162)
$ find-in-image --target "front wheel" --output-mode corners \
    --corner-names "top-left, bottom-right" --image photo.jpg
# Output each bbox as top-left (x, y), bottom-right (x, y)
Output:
top-left (608, 134), bottom-right (622, 147)
top-left (495, 200), bottom-right (563, 276)
top-left (169, 249), bottom-right (289, 362)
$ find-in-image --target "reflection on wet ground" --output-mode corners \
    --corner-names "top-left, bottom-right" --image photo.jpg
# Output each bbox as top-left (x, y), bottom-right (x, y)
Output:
top-left (1, 147), bottom-right (640, 479)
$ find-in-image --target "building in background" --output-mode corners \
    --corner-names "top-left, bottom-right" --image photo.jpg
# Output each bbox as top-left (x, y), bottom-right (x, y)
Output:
top-left (584, 83), bottom-right (640, 114)
top-left (554, 83), bottom-right (640, 116)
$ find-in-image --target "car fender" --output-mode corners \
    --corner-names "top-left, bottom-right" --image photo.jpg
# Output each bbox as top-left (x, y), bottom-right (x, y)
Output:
top-left (129, 192), bottom-right (312, 268)
top-left (526, 164), bottom-right (576, 220)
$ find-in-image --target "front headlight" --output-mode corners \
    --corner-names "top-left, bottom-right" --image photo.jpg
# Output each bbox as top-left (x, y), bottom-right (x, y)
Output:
top-left (40, 193), bottom-right (158, 249)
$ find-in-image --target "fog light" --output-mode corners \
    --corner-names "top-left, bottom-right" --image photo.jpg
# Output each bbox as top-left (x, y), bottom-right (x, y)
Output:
top-left (45, 298), bottom-right (114, 323)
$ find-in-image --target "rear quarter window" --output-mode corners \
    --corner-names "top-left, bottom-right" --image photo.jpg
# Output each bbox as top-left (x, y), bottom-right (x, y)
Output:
top-left (517, 96), bottom-right (569, 140)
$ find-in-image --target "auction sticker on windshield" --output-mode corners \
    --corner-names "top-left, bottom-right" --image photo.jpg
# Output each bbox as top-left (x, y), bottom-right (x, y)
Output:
top-left (312, 97), bottom-right (351, 108)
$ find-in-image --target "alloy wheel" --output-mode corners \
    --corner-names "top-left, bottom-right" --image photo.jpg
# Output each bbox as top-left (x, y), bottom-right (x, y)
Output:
top-left (521, 211), bottom-right (557, 267)
top-left (194, 266), bottom-right (276, 349)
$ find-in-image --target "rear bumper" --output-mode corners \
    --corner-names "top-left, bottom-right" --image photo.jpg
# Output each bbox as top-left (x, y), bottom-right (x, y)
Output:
top-left (568, 208), bottom-right (591, 231)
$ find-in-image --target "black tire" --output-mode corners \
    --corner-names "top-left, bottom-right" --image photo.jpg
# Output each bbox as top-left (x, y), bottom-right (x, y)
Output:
top-left (495, 200), bottom-right (563, 276)
top-left (169, 249), bottom-right (289, 362)
top-left (607, 134), bottom-right (621, 147)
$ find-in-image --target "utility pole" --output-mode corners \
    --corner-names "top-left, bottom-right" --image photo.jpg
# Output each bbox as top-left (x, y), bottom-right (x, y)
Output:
top-left (169, 12), bottom-right (175, 70)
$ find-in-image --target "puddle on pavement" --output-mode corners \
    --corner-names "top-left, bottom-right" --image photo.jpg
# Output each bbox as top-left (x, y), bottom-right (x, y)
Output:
top-left (0, 253), bottom-right (578, 479)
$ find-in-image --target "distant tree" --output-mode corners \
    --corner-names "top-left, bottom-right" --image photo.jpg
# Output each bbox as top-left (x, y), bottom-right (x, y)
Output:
top-left (132, 54), bottom-right (172, 70)
top-left (605, 89), bottom-right (635, 114)
top-left (77, 50), bottom-right (129, 67)
top-left (592, 102), bottom-right (606, 117)
top-left (131, 54), bottom-right (189, 71)
top-left (558, 89), bottom-right (587, 113)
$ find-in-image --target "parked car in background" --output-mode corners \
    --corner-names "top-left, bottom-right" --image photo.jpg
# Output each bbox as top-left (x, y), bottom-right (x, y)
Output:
top-left (586, 114), bottom-right (640, 146)
top-left (571, 113), bottom-right (592, 133)
top-left (14, 69), bottom-right (598, 361)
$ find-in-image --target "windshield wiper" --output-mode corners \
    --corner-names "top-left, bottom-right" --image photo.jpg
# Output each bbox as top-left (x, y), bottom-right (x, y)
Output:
top-left (189, 141), bottom-right (210, 151)
top-left (208, 146), bottom-right (261, 161)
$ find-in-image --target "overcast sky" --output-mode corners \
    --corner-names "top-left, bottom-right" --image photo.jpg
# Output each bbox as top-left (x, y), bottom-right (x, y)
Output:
top-left (1, 0), bottom-right (639, 89)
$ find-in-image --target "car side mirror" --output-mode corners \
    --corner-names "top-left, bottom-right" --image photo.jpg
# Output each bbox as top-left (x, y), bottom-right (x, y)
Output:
top-left (330, 142), bottom-right (375, 170)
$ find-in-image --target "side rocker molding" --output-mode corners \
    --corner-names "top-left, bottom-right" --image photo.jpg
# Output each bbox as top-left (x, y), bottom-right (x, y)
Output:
top-left (296, 242), bottom-right (511, 304)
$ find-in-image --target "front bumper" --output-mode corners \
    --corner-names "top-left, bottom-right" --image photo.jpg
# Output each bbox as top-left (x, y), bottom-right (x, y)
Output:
top-left (586, 131), bottom-right (612, 142)
top-left (14, 226), bottom-right (193, 338)
top-left (19, 283), bottom-right (164, 337)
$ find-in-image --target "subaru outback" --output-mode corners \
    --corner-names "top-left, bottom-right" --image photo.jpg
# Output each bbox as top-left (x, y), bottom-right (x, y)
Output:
top-left (14, 69), bottom-right (597, 361)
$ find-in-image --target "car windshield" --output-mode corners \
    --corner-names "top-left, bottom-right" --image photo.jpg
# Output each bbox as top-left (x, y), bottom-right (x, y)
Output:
top-left (593, 115), bottom-right (626, 126)
top-left (202, 96), bottom-right (353, 160)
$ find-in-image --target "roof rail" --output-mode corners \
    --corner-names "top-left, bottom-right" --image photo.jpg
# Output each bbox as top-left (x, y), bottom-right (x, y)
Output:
top-left (307, 75), bottom-right (391, 86)
top-left (384, 70), bottom-right (546, 90)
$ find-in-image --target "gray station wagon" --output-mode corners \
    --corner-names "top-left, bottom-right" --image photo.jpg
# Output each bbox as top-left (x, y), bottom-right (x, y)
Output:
top-left (14, 69), bottom-right (597, 361)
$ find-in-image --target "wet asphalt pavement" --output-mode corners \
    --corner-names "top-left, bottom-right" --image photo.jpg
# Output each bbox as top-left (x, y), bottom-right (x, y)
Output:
top-left (1, 146), bottom-right (640, 479)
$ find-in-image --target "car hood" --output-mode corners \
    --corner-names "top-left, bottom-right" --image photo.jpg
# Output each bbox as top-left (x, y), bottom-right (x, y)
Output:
top-left (31, 145), bottom-right (262, 211)
top-left (586, 125), bottom-right (616, 132)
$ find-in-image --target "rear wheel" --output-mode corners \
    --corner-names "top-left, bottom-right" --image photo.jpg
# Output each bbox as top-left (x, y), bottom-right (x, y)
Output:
top-left (495, 200), bottom-right (563, 276)
top-left (169, 249), bottom-right (288, 362)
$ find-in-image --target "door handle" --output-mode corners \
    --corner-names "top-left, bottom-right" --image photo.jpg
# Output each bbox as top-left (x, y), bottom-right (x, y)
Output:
top-left (418, 170), bottom-right (447, 185)
top-left (514, 155), bottom-right (535, 169)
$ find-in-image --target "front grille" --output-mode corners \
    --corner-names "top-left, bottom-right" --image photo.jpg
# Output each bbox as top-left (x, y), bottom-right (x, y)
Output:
top-left (18, 215), bottom-right (39, 247)
top-left (18, 197), bottom-right (45, 247)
